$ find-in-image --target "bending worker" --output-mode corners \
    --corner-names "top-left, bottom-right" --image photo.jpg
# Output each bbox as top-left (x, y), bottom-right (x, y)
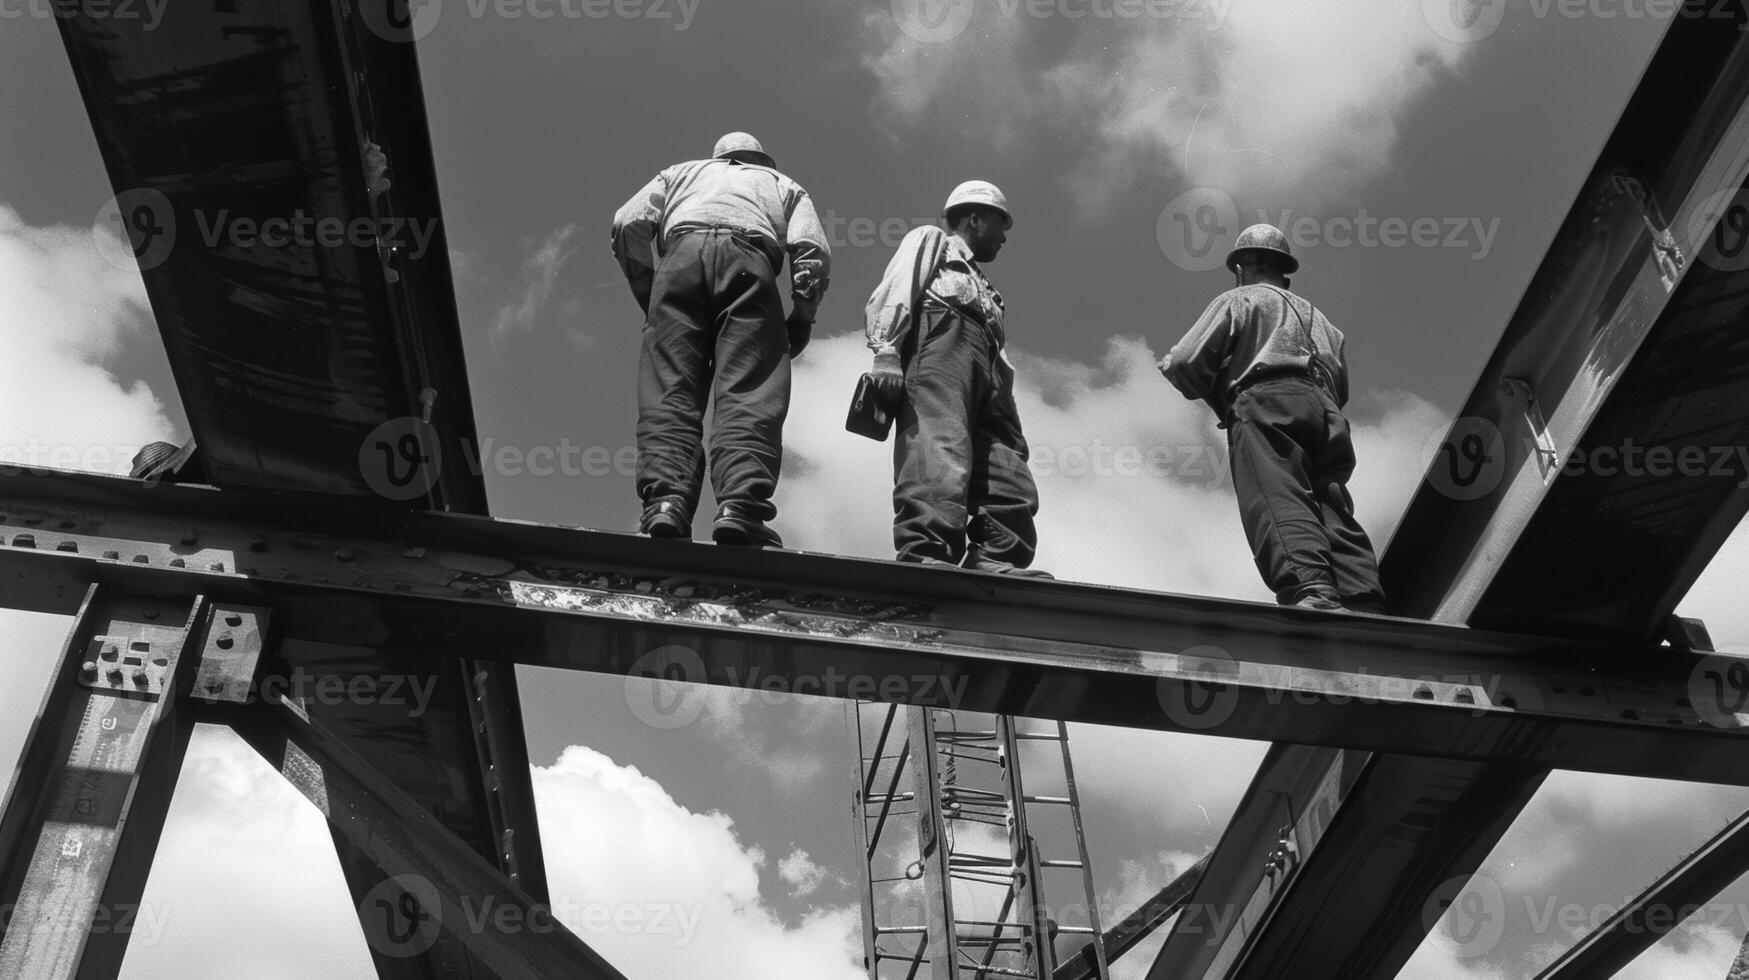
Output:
top-left (865, 181), bottom-right (1051, 578)
top-left (1159, 224), bottom-right (1385, 612)
top-left (611, 132), bottom-right (829, 547)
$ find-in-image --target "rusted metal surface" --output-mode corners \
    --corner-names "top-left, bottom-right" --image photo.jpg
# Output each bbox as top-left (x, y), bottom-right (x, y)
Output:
top-left (1, 469), bottom-right (1747, 782)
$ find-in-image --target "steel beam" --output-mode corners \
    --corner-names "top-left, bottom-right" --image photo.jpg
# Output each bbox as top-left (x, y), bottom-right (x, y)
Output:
top-left (56, 2), bottom-right (484, 505)
top-left (0, 586), bottom-right (206, 980)
top-left (1054, 856), bottom-right (1205, 980)
top-left (1534, 808), bottom-right (1749, 978)
top-left (0, 469), bottom-right (1745, 782)
top-left (1151, 8), bottom-right (1749, 979)
top-left (202, 695), bottom-right (627, 980)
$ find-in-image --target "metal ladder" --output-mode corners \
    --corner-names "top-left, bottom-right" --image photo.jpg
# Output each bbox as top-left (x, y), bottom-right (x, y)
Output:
top-left (850, 704), bottom-right (1110, 980)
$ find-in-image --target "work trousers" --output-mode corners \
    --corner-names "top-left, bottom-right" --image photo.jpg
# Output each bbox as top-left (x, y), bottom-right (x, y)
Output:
top-left (1226, 378), bottom-right (1385, 607)
top-left (636, 229), bottom-right (789, 520)
top-left (893, 306), bottom-right (1040, 567)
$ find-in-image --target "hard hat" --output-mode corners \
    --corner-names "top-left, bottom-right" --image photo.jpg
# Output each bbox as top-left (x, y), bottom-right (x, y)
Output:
top-left (712, 132), bottom-right (775, 168)
top-left (943, 180), bottom-right (1012, 228)
top-left (1225, 223), bottom-right (1299, 275)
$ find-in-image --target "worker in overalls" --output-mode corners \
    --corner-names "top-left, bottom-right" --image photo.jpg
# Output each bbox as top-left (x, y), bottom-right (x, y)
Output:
top-left (864, 181), bottom-right (1050, 578)
top-left (611, 133), bottom-right (829, 547)
top-left (1160, 224), bottom-right (1385, 612)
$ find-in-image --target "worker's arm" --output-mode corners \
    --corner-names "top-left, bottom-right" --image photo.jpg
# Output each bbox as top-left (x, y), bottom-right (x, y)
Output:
top-left (1333, 335), bottom-right (1351, 409)
top-left (1160, 293), bottom-right (1238, 417)
top-left (782, 187), bottom-right (831, 315)
top-left (865, 225), bottom-right (948, 398)
top-left (610, 169), bottom-right (669, 315)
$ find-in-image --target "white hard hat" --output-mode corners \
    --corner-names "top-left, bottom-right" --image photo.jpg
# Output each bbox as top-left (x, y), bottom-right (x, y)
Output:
top-left (943, 180), bottom-right (1012, 228)
top-left (712, 132), bottom-right (775, 168)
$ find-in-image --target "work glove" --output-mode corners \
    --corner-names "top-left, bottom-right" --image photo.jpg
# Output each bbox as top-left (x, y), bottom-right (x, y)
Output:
top-left (870, 351), bottom-right (905, 402)
top-left (786, 309), bottom-right (813, 359)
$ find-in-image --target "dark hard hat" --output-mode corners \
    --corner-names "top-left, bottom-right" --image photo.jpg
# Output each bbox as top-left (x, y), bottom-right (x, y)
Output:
top-left (1225, 223), bottom-right (1299, 275)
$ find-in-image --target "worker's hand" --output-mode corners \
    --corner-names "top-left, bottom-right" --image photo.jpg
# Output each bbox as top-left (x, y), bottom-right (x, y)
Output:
top-left (870, 351), bottom-right (905, 402)
top-left (786, 309), bottom-right (813, 359)
top-left (1157, 353), bottom-right (1174, 380)
top-left (791, 293), bottom-right (820, 323)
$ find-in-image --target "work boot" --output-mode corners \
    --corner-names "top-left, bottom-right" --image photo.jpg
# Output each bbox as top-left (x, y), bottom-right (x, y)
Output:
top-left (1290, 587), bottom-right (1344, 612)
top-left (711, 501), bottom-right (783, 548)
top-left (963, 546), bottom-right (1055, 579)
top-left (639, 495), bottom-right (692, 539)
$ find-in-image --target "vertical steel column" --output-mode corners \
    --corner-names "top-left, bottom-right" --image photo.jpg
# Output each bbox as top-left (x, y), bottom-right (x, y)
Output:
top-left (911, 707), bottom-right (961, 980)
top-left (0, 585), bottom-right (206, 980)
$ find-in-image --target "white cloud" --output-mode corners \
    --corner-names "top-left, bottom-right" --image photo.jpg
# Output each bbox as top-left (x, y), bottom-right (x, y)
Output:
top-left (858, 0), bottom-right (1474, 208)
top-left (533, 745), bottom-right (865, 978)
top-left (0, 204), bottom-right (172, 473)
top-left (778, 847), bottom-right (838, 898)
top-left (490, 223), bottom-right (594, 347)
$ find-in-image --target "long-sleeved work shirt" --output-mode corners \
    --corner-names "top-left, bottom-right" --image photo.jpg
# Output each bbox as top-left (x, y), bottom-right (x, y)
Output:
top-left (865, 226), bottom-right (1005, 357)
top-left (611, 158), bottom-right (830, 312)
top-left (1161, 284), bottom-right (1349, 421)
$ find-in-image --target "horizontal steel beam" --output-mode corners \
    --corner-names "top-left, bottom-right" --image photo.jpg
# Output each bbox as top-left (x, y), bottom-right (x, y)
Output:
top-left (1, 468), bottom-right (1745, 781)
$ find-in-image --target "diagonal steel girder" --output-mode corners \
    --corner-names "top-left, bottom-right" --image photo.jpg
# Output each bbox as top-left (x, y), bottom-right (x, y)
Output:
top-left (51, 6), bottom-right (550, 976)
top-left (2, 467), bottom-right (1747, 784)
top-left (1150, 7), bottom-right (1749, 978)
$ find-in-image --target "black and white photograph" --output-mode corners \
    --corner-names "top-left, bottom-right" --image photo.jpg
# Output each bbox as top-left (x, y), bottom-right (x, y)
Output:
top-left (4, 0), bottom-right (1749, 977)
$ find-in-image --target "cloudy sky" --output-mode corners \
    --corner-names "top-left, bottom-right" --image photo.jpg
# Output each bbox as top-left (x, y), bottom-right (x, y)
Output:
top-left (7, 1), bottom-right (1749, 976)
